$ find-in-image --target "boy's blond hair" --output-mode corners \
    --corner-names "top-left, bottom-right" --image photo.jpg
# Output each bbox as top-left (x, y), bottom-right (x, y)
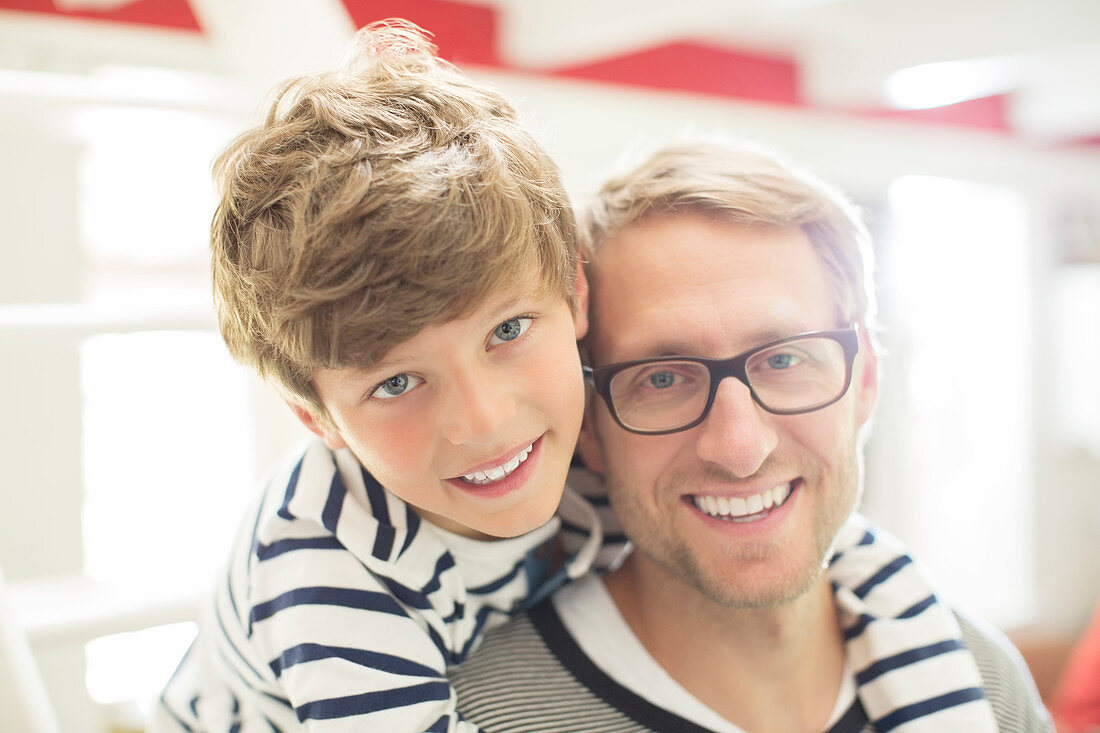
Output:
top-left (579, 140), bottom-right (876, 334)
top-left (211, 20), bottom-right (578, 423)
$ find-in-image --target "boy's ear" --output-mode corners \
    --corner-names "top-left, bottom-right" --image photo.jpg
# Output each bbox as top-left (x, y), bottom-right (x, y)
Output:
top-left (575, 401), bottom-right (605, 476)
top-left (572, 258), bottom-right (589, 340)
top-left (287, 401), bottom-right (347, 451)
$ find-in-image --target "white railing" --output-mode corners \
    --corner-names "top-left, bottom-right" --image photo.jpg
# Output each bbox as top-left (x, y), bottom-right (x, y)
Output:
top-left (1, 565), bottom-right (203, 733)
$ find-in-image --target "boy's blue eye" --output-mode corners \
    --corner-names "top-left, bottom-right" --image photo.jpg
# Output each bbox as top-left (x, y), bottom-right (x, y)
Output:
top-left (371, 373), bottom-right (422, 400)
top-left (489, 316), bottom-right (533, 346)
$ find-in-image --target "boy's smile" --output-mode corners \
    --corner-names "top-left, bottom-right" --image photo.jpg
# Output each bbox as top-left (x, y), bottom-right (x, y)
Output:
top-left (449, 436), bottom-right (539, 488)
top-left (294, 269), bottom-right (588, 540)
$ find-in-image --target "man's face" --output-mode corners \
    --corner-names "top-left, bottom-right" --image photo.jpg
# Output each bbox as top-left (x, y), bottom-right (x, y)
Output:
top-left (578, 212), bottom-right (877, 608)
top-left (294, 266), bottom-right (588, 540)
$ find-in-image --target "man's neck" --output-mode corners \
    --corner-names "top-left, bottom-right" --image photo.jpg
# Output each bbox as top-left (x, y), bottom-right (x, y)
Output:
top-left (604, 554), bottom-right (845, 733)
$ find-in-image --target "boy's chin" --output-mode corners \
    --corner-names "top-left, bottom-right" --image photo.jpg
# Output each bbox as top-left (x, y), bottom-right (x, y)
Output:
top-left (485, 510), bottom-right (559, 540)
top-left (418, 500), bottom-right (558, 541)
top-left (481, 498), bottom-right (563, 541)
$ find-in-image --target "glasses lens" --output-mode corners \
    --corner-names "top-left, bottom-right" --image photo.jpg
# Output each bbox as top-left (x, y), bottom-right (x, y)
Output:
top-left (746, 336), bottom-right (848, 412)
top-left (608, 361), bottom-right (710, 432)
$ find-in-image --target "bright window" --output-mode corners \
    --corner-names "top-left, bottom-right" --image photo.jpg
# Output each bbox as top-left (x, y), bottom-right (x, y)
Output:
top-left (873, 175), bottom-right (1034, 629)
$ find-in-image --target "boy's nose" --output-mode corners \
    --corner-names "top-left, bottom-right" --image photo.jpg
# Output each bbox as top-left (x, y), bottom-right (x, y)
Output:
top-left (693, 378), bottom-right (778, 478)
top-left (441, 372), bottom-right (516, 446)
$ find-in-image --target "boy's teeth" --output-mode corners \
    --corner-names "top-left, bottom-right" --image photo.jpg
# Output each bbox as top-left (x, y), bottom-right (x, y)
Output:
top-left (692, 482), bottom-right (792, 521)
top-left (462, 443), bottom-right (533, 485)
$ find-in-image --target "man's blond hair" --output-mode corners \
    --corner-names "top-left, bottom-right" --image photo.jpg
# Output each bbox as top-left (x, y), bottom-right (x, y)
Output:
top-left (579, 140), bottom-right (875, 340)
top-left (211, 20), bottom-right (577, 421)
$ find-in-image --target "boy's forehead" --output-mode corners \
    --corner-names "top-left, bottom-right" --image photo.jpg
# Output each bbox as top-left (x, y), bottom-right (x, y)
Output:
top-left (344, 267), bottom-right (562, 376)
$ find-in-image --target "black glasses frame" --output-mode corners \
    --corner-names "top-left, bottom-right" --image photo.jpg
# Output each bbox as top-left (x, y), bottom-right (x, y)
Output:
top-left (582, 327), bottom-right (860, 435)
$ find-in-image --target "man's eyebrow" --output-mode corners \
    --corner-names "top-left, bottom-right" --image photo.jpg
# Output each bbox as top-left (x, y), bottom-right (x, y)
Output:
top-left (635, 341), bottom-right (698, 358)
top-left (739, 328), bottom-right (805, 348)
top-left (619, 328), bottom-right (809, 361)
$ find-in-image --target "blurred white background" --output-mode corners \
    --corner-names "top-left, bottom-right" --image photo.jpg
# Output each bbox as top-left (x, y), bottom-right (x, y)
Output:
top-left (1, 1), bottom-right (1098, 731)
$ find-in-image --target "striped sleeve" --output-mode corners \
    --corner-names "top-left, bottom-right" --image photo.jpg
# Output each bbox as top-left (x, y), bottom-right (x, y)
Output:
top-left (155, 441), bottom-right (537, 732)
top-left (955, 611), bottom-right (1055, 732)
top-left (244, 544), bottom-right (479, 731)
top-left (241, 447), bottom-right (496, 731)
top-left (154, 542), bottom-right (487, 732)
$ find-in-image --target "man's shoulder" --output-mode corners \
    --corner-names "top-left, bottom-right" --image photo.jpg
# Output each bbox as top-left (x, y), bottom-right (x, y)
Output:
top-left (452, 604), bottom-right (642, 732)
top-left (453, 589), bottom-right (1055, 733)
top-left (952, 608), bottom-right (1055, 732)
top-left (453, 594), bottom-right (722, 733)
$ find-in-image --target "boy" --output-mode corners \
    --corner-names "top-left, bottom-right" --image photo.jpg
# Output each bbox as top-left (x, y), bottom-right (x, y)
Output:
top-left (153, 20), bottom-right (605, 732)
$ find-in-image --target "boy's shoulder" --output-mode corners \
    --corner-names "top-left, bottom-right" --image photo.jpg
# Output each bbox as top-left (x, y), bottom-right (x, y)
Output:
top-left (246, 439), bottom-right (575, 590)
top-left (249, 439), bottom-right (428, 577)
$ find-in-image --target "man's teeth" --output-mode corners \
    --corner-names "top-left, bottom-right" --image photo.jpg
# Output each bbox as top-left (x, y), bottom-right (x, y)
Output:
top-left (462, 443), bottom-right (534, 485)
top-left (692, 483), bottom-right (792, 521)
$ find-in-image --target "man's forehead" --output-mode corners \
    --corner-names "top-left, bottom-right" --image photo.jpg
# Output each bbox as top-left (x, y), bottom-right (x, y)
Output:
top-left (595, 301), bottom-right (819, 362)
top-left (587, 215), bottom-right (838, 361)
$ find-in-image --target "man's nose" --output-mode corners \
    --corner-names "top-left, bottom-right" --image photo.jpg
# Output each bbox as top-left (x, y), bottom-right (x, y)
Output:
top-left (693, 377), bottom-right (778, 477)
top-left (441, 367), bottom-right (516, 446)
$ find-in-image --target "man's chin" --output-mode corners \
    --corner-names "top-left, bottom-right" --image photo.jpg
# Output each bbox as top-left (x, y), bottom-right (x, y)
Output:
top-left (700, 572), bottom-right (824, 611)
top-left (670, 544), bottom-right (830, 611)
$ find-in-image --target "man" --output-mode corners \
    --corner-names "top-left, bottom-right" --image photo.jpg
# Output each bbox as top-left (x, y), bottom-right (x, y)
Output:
top-left (451, 140), bottom-right (1051, 732)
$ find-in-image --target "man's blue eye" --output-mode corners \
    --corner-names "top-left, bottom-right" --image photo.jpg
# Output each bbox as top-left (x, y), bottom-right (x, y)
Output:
top-left (489, 317), bottom-right (533, 346)
top-left (767, 354), bottom-right (795, 369)
top-left (647, 371), bottom-right (677, 388)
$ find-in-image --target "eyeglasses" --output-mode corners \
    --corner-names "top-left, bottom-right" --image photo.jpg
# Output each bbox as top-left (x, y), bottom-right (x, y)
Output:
top-left (583, 327), bottom-right (859, 435)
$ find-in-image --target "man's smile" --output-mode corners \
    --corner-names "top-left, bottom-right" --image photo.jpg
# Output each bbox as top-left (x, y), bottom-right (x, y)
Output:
top-left (688, 480), bottom-right (798, 523)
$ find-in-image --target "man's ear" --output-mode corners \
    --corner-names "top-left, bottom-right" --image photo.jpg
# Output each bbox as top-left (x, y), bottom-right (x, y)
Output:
top-left (572, 258), bottom-right (590, 340)
top-left (854, 324), bottom-right (879, 428)
top-left (287, 401), bottom-right (347, 451)
top-left (575, 400), bottom-right (606, 476)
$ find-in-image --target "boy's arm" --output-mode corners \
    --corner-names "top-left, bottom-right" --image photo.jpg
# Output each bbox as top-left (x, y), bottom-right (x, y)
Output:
top-left (245, 555), bottom-right (489, 732)
top-left (151, 551), bottom-right (488, 733)
top-left (197, 447), bottom-right (596, 732)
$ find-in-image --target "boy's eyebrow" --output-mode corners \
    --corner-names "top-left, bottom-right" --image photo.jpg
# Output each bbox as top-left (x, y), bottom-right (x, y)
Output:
top-left (346, 354), bottom-right (418, 387)
top-left (342, 289), bottom-right (547, 384)
top-left (486, 291), bottom-right (538, 318)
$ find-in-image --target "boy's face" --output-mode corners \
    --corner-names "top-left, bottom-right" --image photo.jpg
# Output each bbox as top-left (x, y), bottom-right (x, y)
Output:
top-left (294, 267), bottom-right (588, 540)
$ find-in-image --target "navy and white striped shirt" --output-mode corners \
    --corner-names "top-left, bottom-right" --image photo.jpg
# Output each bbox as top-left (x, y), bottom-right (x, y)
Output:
top-left (153, 439), bottom-right (606, 732)
top-left (451, 512), bottom-right (1051, 732)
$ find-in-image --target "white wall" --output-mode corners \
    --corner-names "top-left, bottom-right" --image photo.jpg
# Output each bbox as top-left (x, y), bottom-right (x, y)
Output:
top-left (2, 11), bottom-right (1099, 729)
top-left (483, 70), bottom-right (1100, 633)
